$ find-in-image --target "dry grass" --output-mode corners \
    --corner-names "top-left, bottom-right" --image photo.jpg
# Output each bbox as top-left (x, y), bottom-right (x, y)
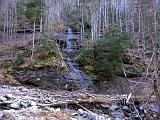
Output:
top-left (0, 39), bottom-right (32, 63)
top-left (0, 72), bottom-right (20, 85)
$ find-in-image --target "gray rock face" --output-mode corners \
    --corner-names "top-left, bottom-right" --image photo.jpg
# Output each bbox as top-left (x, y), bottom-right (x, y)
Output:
top-left (12, 69), bottom-right (61, 89)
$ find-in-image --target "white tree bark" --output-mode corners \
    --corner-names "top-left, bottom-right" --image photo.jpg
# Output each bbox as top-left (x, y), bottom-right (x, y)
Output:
top-left (31, 21), bottom-right (36, 61)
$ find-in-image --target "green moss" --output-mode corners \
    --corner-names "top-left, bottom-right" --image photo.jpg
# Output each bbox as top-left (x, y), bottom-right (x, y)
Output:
top-left (28, 38), bottom-right (62, 69)
top-left (1, 60), bottom-right (13, 69)
top-left (5, 67), bottom-right (14, 74)
top-left (30, 55), bottom-right (57, 69)
top-left (0, 60), bottom-right (15, 74)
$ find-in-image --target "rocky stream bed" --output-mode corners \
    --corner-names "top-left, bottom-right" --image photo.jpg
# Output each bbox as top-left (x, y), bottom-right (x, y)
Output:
top-left (0, 85), bottom-right (159, 120)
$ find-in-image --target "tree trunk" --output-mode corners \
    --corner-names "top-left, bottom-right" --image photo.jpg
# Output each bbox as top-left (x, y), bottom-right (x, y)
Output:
top-left (31, 21), bottom-right (36, 62)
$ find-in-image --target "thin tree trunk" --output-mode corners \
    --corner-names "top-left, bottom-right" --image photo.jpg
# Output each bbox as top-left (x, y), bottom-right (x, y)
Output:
top-left (31, 21), bottom-right (36, 62)
top-left (40, 16), bottom-right (43, 33)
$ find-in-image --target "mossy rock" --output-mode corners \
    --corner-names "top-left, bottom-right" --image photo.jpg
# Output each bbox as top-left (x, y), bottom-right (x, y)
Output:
top-left (65, 80), bottom-right (79, 91)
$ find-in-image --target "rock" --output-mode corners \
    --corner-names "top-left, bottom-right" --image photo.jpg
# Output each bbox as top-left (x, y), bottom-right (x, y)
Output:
top-left (5, 94), bottom-right (13, 100)
top-left (150, 103), bottom-right (159, 112)
top-left (78, 109), bottom-right (84, 115)
top-left (45, 107), bottom-right (55, 112)
top-left (139, 106), bottom-right (144, 111)
top-left (36, 78), bottom-right (40, 81)
top-left (109, 105), bottom-right (119, 111)
top-left (28, 105), bottom-right (38, 113)
top-left (30, 101), bottom-right (36, 107)
top-left (107, 118), bottom-right (112, 120)
top-left (111, 111), bottom-right (125, 119)
top-left (0, 111), bottom-right (3, 119)
top-left (122, 106), bottom-right (129, 111)
top-left (2, 85), bottom-right (7, 88)
top-left (3, 100), bottom-right (13, 104)
top-left (9, 102), bottom-right (20, 109)
top-left (97, 115), bottom-right (106, 120)
top-left (55, 108), bottom-right (61, 112)
top-left (20, 101), bottom-right (29, 108)
top-left (115, 118), bottom-right (125, 120)
top-left (44, 98), bottom-right (52, 104)
top-left (0, 97), bottom-right (7, 102)
top-left (133, 115), bottom-right (141, 120)
top-left (144, 109), bottom-right (147, 114)
top-left (71, 118), bottom-right (77, 120)
top-left (65, 80), bottom-right (79, 91)
top-left (87, 113), bottom-right (97, 120)
top-left (71, 112), bottom-right (78, 116)
top-left (20, 100), bottom-right (36, 108)
top-left (101, 104), bottom-right (110, 108)
top-left (125, 117), bottom-right (130, 120)
top-left (19, 88), bottom-right (27, 92)
top-left (151, 96), bottom-right (156, 99)
top-left (30, 74), bottom-right (36, 78)
top-left (140, 113), bottom-right (146, 118)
